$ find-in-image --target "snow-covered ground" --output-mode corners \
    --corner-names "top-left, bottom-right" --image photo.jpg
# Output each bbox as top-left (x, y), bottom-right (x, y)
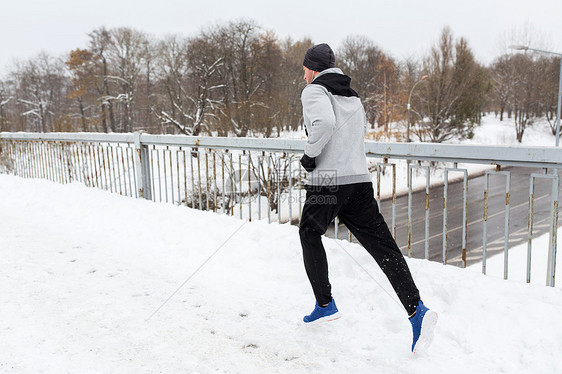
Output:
top-left (1, 174), bottom-right (562, 374)
top-left (467, 224), bottom-right (561, 287)
top-left (460, 114), bottom-right (557, 147)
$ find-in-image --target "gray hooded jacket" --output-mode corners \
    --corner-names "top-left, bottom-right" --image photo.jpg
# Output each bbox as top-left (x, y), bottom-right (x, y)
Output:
top-left (302, 67), bottom-right (371, 186)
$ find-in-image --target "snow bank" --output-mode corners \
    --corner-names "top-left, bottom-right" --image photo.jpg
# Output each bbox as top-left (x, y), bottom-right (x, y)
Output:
top-left (1, 174), bottom-right (561, 374)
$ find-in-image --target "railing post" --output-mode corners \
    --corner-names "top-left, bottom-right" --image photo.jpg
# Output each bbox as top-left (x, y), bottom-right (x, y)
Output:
top-left (444, 167), bottom-right (469, 267)
top-left (408, 164), bottom-right (430, 259)
top-left (528, 173), bottom-right (559, 286)
top-left (547, 174), bottom-right (559, 287)
top-left (482, 170), bottom-right (511, 278)
top-left (134, 131), bottom-right (151, 200)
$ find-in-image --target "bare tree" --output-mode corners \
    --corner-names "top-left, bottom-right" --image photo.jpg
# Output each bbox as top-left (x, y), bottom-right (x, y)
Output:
top-left (277, 37), bottom-right (312, 133)
top-left (88, 27), bottom-right (116, 132)
top-left (540, 56), bottom-right (561, 135)
top-left (11, 52), bottom-right (69, 132)
top-left (153, 33), bottom-right (223, 135)
top-left (135, 35), bottom-right (157, 133)
top-left (449, 38), bottom-right (489, 129)
top-left (211, 19), bottom-right (272, 137)
top-left (106, 27), bottom-right (149, 133)
top-left (153, 35), bottom-right (189, 134)
top-left (375, 54), bottom-right (402, 136)
top-left (66, 49), bottom-right (102, 132)
top-left (248, 30), bottom-right (284, 137)
top-left (419, 28), bottom-right (457, 142)
top-left (490, 55), bottom-right (512, 121)
top-left (338, 36), bottom-right (384, 128)
top-left (418, 28), bottom-right (488, 142)
top-left (0, 80), bottom-right (15, 131)
top-left (509, 53), bottom-right (540, 142)
top-left (184, 35), bottom-right (225, 135)
top-left (400, 57), bottom-right (426, 141)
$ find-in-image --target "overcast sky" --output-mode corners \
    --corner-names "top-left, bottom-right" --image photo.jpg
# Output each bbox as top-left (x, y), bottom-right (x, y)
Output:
top-left (1, 0), bottom-right (561, 74)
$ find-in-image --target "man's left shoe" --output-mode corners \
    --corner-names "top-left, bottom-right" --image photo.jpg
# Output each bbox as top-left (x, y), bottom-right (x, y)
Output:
top-left (303, 299), bottom-right (341, 323)
top-left (409, 300), bottom-right (438, 353)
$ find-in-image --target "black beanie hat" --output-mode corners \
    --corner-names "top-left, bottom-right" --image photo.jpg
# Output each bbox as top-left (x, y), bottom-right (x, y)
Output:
top-left (303, 43), bottom-right (335, 72)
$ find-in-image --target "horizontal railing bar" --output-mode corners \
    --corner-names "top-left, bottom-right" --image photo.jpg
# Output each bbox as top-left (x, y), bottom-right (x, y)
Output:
top-left (365, 142), bottom-right (562, 168)
top-left (0, 132), bottom-right (135, 144)
top-left (140, 134), bottom-right (306, 152)
top-left (367, 154), bottom-right (562, 169)
top-left (2, 132), bottom-right (562, 168)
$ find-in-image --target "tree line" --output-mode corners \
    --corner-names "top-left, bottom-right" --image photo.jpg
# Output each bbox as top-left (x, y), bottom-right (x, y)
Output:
top-left (0, 20), bottom-right (560, 143)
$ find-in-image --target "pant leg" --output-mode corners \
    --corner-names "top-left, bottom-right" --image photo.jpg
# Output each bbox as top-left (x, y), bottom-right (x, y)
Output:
top-left (299, 184), bottom-right (348, 305)
top-left (338, 182), bottom-right (420, 315)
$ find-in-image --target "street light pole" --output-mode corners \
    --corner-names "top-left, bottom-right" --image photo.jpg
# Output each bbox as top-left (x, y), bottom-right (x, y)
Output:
top-left (509, 45), bottom-right (562, 147)
top-left (407, 75), bottom-right (428, 142)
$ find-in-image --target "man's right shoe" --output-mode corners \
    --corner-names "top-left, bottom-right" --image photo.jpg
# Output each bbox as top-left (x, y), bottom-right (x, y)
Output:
top-left (303, 299), bottom-right (341, 323)
top-left (409, 300), bottom-right (438, 353)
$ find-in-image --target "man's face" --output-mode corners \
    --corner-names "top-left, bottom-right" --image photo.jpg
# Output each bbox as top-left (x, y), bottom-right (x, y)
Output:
top-left (303, 66), bottom-right (316, 84)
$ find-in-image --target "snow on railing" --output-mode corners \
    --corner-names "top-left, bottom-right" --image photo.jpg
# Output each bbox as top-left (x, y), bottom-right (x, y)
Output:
top-left (1, 131), bottom-right (561, 287)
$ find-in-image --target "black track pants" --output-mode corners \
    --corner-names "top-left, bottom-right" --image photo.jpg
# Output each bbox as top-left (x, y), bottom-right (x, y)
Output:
top-left (299, 182), bottom-right (420, 315)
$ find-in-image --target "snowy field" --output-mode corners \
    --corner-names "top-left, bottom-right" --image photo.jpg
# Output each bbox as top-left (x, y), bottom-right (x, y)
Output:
top-left (1, 174), bottom-right (562, 374)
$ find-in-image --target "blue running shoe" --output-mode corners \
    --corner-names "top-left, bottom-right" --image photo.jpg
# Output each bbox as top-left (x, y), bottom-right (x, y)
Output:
top-left (409, 300), bottom-right (438, 353)
top-left (303, 299), bottom-right (341, 323)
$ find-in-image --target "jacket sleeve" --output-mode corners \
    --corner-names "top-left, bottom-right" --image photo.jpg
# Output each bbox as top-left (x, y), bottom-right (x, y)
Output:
top-left (301, 85), bottom-right (336, 158)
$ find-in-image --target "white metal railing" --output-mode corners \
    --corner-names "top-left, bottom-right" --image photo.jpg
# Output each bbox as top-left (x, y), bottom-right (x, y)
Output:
top-left (1, 131), bottom-right (561, 286)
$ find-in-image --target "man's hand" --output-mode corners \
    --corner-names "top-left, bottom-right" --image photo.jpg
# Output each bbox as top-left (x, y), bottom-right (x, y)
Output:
top-left (300, 154), bottom-right (316, 172)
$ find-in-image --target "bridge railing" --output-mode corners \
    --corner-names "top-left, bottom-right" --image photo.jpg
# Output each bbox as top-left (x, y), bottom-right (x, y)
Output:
top-left (1, 131), bottom-right (561, 286)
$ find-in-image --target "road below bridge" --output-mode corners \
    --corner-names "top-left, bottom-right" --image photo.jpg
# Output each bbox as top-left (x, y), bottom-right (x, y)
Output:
top-left (326, 167), bottom-right (561, 268)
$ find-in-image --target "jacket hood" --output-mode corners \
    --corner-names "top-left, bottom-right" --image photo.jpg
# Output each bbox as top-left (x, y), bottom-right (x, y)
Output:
top-left (311, 68), bottom-right (359, 98)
